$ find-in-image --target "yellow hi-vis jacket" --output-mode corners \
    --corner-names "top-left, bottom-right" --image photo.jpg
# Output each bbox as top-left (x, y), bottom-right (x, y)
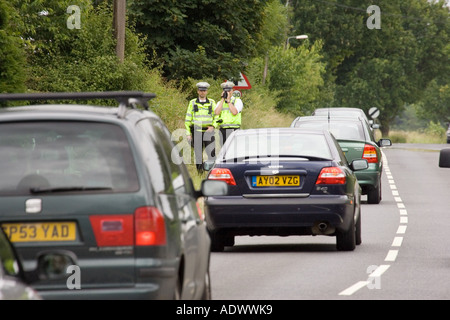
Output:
top-left (215, 97), bottom-right (242, 129)
top-left (185, 98), bottom-right (216, 135)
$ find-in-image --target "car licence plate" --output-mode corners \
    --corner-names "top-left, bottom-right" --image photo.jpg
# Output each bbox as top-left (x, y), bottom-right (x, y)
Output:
top-left (252, 175), bottom-right (300, 187)
top-left (1, 222), bottom-right (77, 242)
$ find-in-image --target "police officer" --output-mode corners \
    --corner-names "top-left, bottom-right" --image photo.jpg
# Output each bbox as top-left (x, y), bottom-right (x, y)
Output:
top-left (215, 80), bottom-right (243, 147)
top-left (185, 82), bottom-right (216, 172)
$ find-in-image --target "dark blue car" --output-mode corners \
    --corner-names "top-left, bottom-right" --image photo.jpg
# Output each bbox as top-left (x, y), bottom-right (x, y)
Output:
top-left (203, 128), bottom-right (368, 252)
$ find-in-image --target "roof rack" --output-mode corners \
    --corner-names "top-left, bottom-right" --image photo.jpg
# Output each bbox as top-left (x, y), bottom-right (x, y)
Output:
top-left (0, 91), bottom-right (156, 119)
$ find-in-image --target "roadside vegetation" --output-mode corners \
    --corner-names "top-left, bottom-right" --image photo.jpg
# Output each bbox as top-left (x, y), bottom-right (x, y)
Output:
top-left (1, 0), bottom-right (448, 182)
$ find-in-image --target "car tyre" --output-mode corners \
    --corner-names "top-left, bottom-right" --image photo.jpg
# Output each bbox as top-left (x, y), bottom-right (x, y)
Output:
top-left (336, 216), bottom-right (356, 251)
top-left (209, 230), bottom-right (225, 252)
top-left (355, 211), bottom-right (362, 245)
top-left (367, 179), bottom-right (381, 204)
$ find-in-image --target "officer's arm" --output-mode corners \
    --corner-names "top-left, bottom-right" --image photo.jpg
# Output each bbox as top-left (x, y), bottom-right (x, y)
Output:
top-left (228, 99), bottom-right (239, 115)
top-left (185, 102), bottom-right (193, 135)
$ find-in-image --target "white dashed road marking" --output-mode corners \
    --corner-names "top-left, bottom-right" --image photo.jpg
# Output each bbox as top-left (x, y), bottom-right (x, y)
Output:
top-left (339, 152), bottom-right (407, 296)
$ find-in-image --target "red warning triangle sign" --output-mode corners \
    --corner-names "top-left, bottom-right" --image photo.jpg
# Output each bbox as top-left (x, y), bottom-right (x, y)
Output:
top-left (233, 72), bottom-right (252, 90)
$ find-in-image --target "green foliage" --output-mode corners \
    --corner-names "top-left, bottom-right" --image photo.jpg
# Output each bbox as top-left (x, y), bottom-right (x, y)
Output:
top-left (288, 0), bottom-right (450, 134)
top-left (260, 42), bottom-right (326, 115)
top-left (0, 0), bottom-right (27, 94)
top-left (423, 121), bottom-right (446, 138)
top-left (128, 0), bottom-right (268, 80)
top-left (11, 0), bottom-right (150, 100)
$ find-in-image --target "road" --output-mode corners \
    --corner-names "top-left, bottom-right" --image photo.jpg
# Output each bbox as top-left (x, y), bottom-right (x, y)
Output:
top-left (210, 143), bottom-right (450, 300)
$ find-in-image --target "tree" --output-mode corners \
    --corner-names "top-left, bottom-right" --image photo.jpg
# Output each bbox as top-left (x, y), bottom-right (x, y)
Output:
top-left (248, 41), bottom-right (326, 114)
top-left (288, 0), bottom-right (450, 134)
top-left (128, 0), bottom-right (268, 81)
top-left (12, 0), bottom-right (150, 98)
top-left (0, 0), bottom-right (26, 94)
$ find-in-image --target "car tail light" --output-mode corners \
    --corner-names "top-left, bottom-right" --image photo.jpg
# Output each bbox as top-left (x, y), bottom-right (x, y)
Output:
top-left (134, 207), bottom-right (166, 246)
top-left (90, 215), bottom-right (134, 247)
top-left (316, 167), bottom-right (346, 185)
top-left (90, 207), bottom-right (166, 247)
top-left (208, 168), bottom-right (236, 185)
top-left (363, 144), bottom-right (378, 163)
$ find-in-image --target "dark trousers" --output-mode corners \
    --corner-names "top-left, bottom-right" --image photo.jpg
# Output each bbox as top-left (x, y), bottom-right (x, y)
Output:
top-left (218, 127), bottom-right (239, 147)
top-left (192, 130), bottom-right (216, 171)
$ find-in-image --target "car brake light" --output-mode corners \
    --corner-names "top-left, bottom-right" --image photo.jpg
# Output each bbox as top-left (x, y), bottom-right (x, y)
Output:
top-left (134, 206), bottom-right (166, 246)
top-left (316, 167), bottom-right (346, 185)
top-left (90, 207), bottom-right (166, 247)
top-left (90, 215), bottom-right (134, 247)
top-left (208, 168), bottom-right (236, 185)
top-left (363, 144), bottom-right (378, 163)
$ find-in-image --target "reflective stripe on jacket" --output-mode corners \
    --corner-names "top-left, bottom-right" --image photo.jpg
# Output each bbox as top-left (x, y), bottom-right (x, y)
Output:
top-left (215, 97), bottom-right (242, 129)
top-left (185, 98), bottom-right (216, 135)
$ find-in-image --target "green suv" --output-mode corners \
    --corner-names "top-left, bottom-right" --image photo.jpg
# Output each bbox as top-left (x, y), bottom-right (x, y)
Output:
top-left (0, 92), bottom-right (226, 300)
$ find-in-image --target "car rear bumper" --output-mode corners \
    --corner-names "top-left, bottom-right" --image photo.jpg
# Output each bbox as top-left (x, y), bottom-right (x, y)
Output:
top-left (204, 195), bottom-right (355, 235)
top-left (36, 265), bottom-right (178, 300)
top-left (355, 166), bottom-right (381, 189)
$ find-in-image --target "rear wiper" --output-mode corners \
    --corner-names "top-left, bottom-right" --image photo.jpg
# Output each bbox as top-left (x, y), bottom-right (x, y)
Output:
top-left (30, 186), bottom-right (113, 194)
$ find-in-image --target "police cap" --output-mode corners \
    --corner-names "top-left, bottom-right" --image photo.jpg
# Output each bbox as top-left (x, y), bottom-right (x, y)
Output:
top-left (196, 82), bottom-right (210, 91)
top-left (221, 81), bottom-right (235, 91)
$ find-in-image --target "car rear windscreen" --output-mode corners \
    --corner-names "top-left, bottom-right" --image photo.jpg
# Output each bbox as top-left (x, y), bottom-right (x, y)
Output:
top-left (294, 121), bottom-right (365, 141)
top-left (0, 121), bottom-right (139, 195)
top-left (222, 131), bottom-right (332, 161)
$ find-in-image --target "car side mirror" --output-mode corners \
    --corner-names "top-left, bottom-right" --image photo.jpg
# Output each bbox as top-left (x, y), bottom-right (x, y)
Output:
top-left (371, 123), bottom-right (380, 129)
top-left (439, 148), bottom-right (450, 168)
top-left (350, 159), bottom-right (369, 171)
top-left (378, 138), bottom-right (392, 147)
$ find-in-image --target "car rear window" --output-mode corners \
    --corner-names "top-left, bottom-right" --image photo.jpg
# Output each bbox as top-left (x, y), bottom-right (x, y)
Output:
top-left (223, 131), bottom-right (332, 161)
top-left (0, 121), bottom-right (139, 195)
top-left (294, 121), bottom-right (365, 141)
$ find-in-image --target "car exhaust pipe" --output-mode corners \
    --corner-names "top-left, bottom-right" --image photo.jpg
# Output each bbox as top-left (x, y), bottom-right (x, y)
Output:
top-left (312, 221), bottom-right (335, 235)
top-left (318, 222), bottom-right (328, 231)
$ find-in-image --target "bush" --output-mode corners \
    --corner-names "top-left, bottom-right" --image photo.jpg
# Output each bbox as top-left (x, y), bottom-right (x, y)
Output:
top-left (0, 1), bottom-right (26, 94)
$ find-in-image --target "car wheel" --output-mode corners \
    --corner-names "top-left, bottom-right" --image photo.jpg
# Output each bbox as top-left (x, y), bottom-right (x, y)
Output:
top-left (209, 231), bottom-right (225, 252)
top-left (224, 235), bottom-right (235, 247)
top-left (336, 216), bottom-right (356, 251)
top-left (355, 210), bottom-right (362, 245)
top-left (201, 269), bottom-right (212, 300)
top-left (367, 179), bottom-right (381, 204)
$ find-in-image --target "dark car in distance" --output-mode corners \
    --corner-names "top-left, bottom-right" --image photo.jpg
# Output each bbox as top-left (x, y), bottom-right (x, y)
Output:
top-left (203, 128), bottom-right (369, 252)
top-left (0, 92), bottom-right (227, 300)
top-left (291, 116), bottom-right (392, 204)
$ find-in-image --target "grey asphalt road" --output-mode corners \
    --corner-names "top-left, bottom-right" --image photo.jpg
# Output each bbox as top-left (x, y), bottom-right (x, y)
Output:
top-left (210, 144), bottom-right (450, 300)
